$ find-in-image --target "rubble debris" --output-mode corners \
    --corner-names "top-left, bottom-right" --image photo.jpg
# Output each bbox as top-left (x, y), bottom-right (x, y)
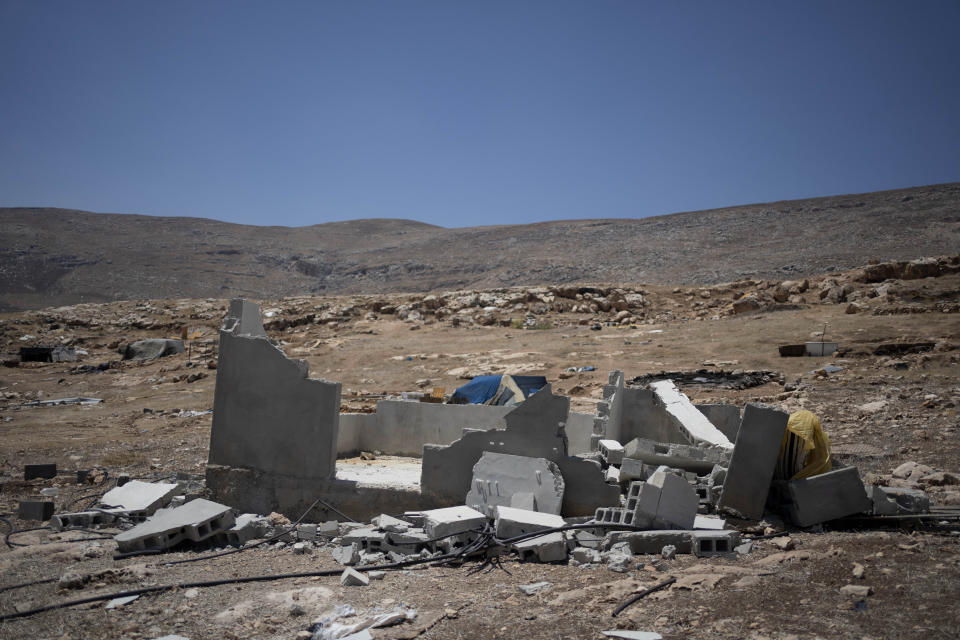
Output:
top-left (51, 511), bottom-right (117, 531)
top-left (631, 369), bottom-right (778, 390)
top-left (422, 506), bottom-right (486, 539)
top-left (597, 439), bottom-right (625, 465)
top-left (19, 397), bottom-right (102, 407)
top-left (23, 463), bottom-right (57, 480)
top-left (602, 631), bottom-right (662, 640)
top-left (340, 567), bottom-right (369, 587)
top-left (871, 486), bottom-right (931, 515)
top-left (518, 581), bottom-right (552, 595)
top-left (465, 452), bottom-right (564, 516)
top-left (719, 404), bottom-right (789, 519)
top-left (622, 437), bottom-right (730, 474)
top-left (513, 531), bottom-right (568, 562)
top-left (114, 498), bottom-right (235, 553)
top-left (121, 338), bottom-right (185, 360)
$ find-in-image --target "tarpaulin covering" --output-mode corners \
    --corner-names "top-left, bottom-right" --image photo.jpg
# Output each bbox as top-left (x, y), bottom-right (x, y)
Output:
top-left (776, 410), bottom-right (832, 480)
top-left (451, 375), bottom-right (548, 405)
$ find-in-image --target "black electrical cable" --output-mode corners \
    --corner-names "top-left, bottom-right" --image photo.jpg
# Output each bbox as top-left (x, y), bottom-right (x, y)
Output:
top-left (611, 577), bottom-right (676, 617)
top-left (315, 498), bottom-right (356, 523)
top-left (0, 532), bottom-right (483, 622)
top-left (0, 578), bottom-right (57, 594)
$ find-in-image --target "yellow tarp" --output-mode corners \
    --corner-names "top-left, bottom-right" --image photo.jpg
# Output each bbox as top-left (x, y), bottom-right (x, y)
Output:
top-left (779, 410), bottom-right (832, 480)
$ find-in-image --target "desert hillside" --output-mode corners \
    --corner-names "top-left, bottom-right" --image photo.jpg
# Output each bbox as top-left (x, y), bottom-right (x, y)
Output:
top-left (1, 182), bottom-right (958, 311)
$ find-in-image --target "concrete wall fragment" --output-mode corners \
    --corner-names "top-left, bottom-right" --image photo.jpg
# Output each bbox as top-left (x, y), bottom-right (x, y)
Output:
top-left (649, 380), bottom-right (733, 449)
top-left (208, 299), bottom-right (341, 480)
top-left (717, 403), bottom-right (789, 519)
top-left (465, 452), bottom-right (564, 517)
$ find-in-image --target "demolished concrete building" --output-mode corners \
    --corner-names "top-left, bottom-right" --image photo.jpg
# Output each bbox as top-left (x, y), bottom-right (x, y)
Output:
top-left (205, 299), bottom-right (886, 533)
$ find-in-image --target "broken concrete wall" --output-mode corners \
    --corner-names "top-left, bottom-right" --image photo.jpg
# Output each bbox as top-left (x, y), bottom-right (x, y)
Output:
top-left (421, 385), bottom-right (618, 516)
top-left (620, 387), bottom-right (689, 445)
top-left (695, 403), bottom-right (742, 443)
top-left (337, 401), bottom-right (594, 458)
top-left (208, 299), bottom-right (341, 480)
top-left (648, 380), bottom-right (733, 450)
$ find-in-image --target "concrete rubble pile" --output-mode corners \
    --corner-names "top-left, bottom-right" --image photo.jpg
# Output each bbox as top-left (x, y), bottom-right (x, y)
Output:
top-left (46, 298), bottom-right (935, 563)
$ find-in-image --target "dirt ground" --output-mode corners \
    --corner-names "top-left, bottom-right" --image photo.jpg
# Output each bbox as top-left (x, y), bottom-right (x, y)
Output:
top-left (0, 267), bottom-right (958, 639)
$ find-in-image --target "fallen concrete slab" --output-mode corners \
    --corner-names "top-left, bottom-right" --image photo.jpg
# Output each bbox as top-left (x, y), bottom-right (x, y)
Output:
top-left (622, 437), bottom-right (730, 474)
top-left (421, 506), bottom-right (487, 539)
top-left (100, 480), bottom-right (179, 516)
top-left (494, 505), bottom-right (565, 539)
top-left (114, 498), bottom-right (235, 553)
top-left (718, 403), bottom-right (789, 519)
top-left (785, 465), bottom-right (872, 526)
top-left (512, 531), bottom-right (568, 562)
top-left (649, 380), bottom-right (734, 450)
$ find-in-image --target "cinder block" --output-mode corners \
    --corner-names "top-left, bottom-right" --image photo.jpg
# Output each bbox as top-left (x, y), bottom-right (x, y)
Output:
top-left (625, 480), bottom-right (661, 528)
top-left (50, 511), bottom-right (117, 531)
top-left (18, 501), bottom-right (54, 521)
top-left (718, 404), bottom-right (789, 519)
top-left (512, 531), bottom-right (568, 562)
top-left (421, 506), bottom-right (487, 539)
top-left (494, 506), bottom-right (565, 539)
top-left (785, 466), bottom-right (872, 527)
top-left (24, 463), bottom-right (57, 480)
top-left (341, 527), bottom-right (386, 550)
top-left (598, 440), bottom-right (625, 465)
top-left (691, 530), bottom-right (739, 557)
top-left (601, 530), bottom-right (693, 554)
top-left (114, 498), bottom-right (235, 553)
top-left (648, 470), bottom-right (697, 529)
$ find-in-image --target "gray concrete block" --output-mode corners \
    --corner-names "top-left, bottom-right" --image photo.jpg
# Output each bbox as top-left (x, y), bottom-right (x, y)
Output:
top-left (871, 486), bottom-right (930, 515)
top-left (625, 480), bottom-right (662, 528)
top-left (512, 531), bottom-right (568, 562)
top-left (465, 452), bottom-right (564, 517)
top-left (18, 501), bottom-right (54, 521)
top-left (691, 530), bottom-right (740, 557)
top-left (373, 514), bottom-right (410, 533)
top-left (601, 530), bottom-right (693, 554)
top-left (786, 466), bottom-right (872, 526)
top-left (50, 510), bottom-right (117, 531)
top-left (333, 543), bottom-right (360, 566)
top-left (571, 546), bottom-right (601, 563)
top-left (556, 455), bottom-right (622, 517)
top-left (100, 480), bottom-right (179, 516)
top-left (208, 299), bottom-right (341, 481)
top-left (422, 506), bottom-right (487, 539)
top-left (617, 458), bottom-right (650, 481)
top-left (598, 439), bottom-right (625, 465)
top-left (647, 470), bottom-right (698, 529)
top-left (340, 567), bottom-right (369, 586)
top-left (114, 498), bottom-right (235, 553)
top-left (494, 506), bottom-right (565, 539)
top-left (341, 527), bottom-right (386, 550)
top-left (718, 403), bottom-right (789, 520)
top-left (296, 523), bottom-right (318, 541)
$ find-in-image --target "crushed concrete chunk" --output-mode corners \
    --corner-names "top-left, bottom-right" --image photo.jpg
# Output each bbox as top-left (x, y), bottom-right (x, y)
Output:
top-left (340, 567), bottom-right (369, 587)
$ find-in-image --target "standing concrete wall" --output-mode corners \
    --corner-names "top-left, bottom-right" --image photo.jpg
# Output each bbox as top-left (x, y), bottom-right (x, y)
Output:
top-left (208, 299), bottom-right (341, 480)
top-left (336, 402), bottom-right (595, 457)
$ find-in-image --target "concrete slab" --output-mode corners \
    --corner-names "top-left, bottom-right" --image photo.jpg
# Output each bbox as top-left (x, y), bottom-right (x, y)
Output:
top-left (693, 515), bottom-right (726, 530)
top-left (647, 470), bottom-right (698, 530)
top-left (623, 437), bottom-right (730, 474)
top-left (422, 506), bottom-right (487, 539)
top-left (718, 403), bottom-right (789, 520)
top-left (465, 452), bottom-right (564, 517)
top-left (786, 466), bottom-right (872, 526)
top-left (100, 481), bottom-right (179, 516)
top-left (512, 531), bottom-right (568, 562)
top-left (114, 498), bottom-right (235, 553)
top-left (494, 505), bottom-right (565, 539)
top-left (871, 485), bottom-right (930, 515)
top-left (649, 380), bottom-right (733, 449)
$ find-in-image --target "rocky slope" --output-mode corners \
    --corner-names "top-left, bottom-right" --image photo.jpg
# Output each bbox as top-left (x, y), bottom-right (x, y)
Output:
top-left (1, 182), bottom-right (958, 311)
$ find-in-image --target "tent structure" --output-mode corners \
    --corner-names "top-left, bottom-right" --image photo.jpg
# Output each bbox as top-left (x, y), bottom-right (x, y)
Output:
top-left (451, 375), bottom-right (548, 406)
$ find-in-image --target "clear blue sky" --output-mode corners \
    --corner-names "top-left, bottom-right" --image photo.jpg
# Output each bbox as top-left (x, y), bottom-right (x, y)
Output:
top-left (2, 1), bottom-right (958, 228)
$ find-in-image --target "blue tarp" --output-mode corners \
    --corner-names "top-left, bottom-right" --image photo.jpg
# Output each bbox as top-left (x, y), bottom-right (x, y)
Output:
top-left (451, 375), bottom-right (503, 404)
top-left (451, 375), bottom-right (548, 405)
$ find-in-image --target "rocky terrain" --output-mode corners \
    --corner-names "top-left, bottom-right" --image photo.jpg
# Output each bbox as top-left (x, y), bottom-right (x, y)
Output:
top-left (0, 255), bottom-right (958, 639)
top-left (2, 182), bottom-right (959, 312)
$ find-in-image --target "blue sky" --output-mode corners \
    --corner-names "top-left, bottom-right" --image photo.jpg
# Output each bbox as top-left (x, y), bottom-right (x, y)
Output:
top-left (1, 1), bottom-right (958, 228)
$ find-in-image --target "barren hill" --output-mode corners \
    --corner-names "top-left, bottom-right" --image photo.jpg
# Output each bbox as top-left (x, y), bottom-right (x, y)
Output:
top-left (1, 182), bottom-right (958, 311)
